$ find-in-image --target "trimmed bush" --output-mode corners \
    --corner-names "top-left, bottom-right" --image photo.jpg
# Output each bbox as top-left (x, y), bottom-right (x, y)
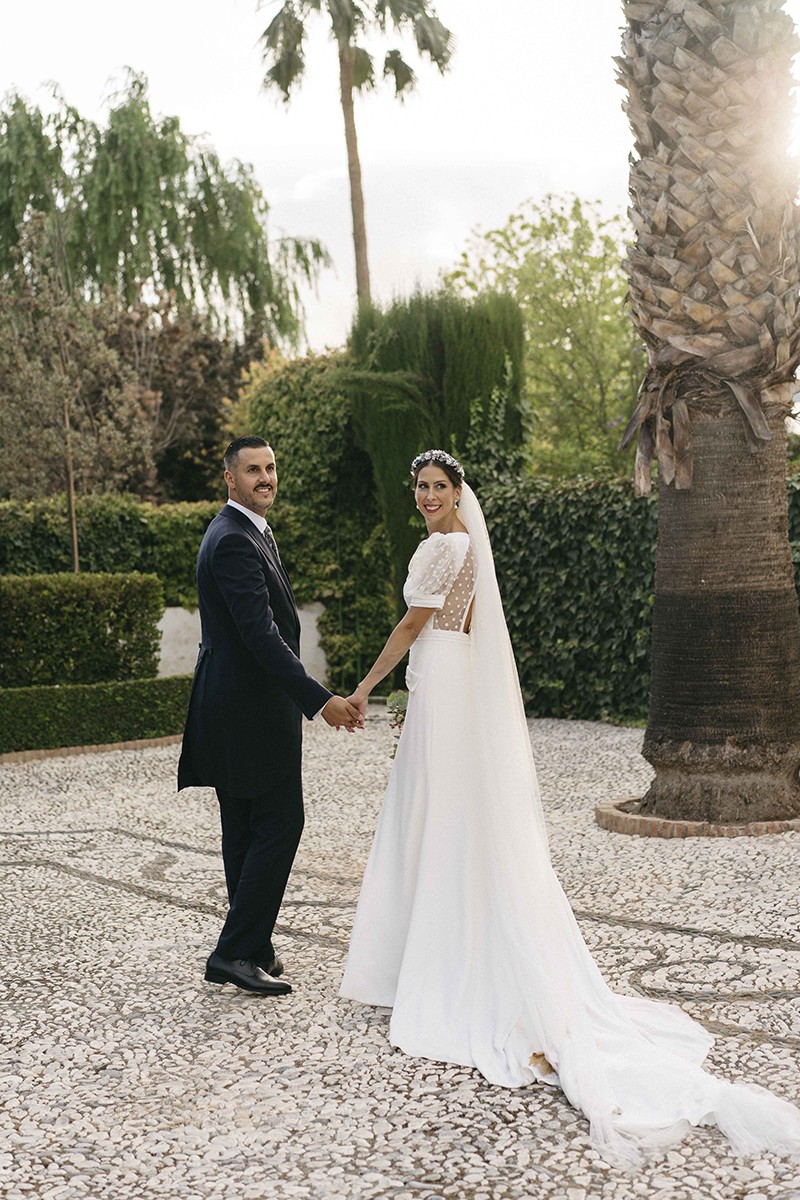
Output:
top-left (0, 675), bottom-right (192, 754)
top-left (0, 572), bottom-right (163, 687)
top-left (140, 501), bottom-right (219, 606)
top-left (0, 495), bottom-right (218, 608)
top-left (483, 477), bottom-right (658, 722)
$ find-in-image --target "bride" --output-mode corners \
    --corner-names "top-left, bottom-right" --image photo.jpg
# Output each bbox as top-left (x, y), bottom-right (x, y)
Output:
top-left (340, 448), bottom-right (800, 1167)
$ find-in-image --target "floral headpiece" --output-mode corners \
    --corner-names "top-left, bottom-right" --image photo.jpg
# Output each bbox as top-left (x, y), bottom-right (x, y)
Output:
top-left (410, 448), bottom-right (465, 479)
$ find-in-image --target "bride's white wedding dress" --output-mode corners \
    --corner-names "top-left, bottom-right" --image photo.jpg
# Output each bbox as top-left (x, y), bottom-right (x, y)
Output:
top-left (339, 483), bottom-right (800, 1167)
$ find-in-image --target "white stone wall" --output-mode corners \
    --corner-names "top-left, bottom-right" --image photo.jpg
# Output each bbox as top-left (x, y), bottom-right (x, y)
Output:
top-left (157, 603), bottom-right (328, 683)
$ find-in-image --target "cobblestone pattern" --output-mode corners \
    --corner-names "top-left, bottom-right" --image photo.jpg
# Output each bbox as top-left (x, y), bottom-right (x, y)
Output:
top-left (1, 714), bottom-right (799, 1199)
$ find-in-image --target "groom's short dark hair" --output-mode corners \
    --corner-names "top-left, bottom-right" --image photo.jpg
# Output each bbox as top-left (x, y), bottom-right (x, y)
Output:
top-left (224, 435), bottom-right (271, 471)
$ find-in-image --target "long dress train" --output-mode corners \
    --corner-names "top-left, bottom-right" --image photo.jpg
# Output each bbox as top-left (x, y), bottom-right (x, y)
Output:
top-left (339, 486), bottom-right (800, 1167)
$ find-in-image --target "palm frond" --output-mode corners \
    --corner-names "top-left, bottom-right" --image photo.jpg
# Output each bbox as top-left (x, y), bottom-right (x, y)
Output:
top-left (260, 3), bottom-right (307, 100)
top-left (351, 45), bottom-right (376, 90)
top-left (383, 50), bottom-right (416, 96)
top-left (413, 13), bottom-right (453, 68)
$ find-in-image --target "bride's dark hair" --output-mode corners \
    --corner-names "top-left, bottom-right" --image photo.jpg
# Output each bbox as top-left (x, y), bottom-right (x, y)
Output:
top-left (412, 461), bottom-right (462, 488)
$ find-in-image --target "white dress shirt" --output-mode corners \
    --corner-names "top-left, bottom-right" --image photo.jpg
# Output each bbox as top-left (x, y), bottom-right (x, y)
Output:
top-left (226, 497), bottom-right (267, 533)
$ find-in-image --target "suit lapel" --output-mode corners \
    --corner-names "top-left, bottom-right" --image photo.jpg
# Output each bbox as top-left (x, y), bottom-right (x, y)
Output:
top-left (222, 506), bottom-right (300, 632)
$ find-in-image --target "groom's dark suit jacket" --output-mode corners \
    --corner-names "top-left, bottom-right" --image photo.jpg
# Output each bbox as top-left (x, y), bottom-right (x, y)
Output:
top-left (178, 503), bottom-right (332, 799)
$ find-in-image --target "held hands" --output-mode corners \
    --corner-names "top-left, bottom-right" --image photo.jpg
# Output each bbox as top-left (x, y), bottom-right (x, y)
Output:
top-left (346, 689), bottom-right (369, 722)
top-left (321, 695), bottom-right (364, 732)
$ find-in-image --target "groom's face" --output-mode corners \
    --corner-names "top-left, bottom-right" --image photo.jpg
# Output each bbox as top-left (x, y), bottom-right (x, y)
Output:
top-left (225, 446), bottom-right (278, 515)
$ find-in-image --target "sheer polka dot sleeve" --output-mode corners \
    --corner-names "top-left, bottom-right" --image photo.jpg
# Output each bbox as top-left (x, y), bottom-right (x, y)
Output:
top-left (405, 534), bottom-right (461, 609)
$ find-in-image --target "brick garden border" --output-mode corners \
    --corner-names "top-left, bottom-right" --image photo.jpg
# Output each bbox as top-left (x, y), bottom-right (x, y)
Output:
top-left (596, 797), bottom-right (800, 838)
top-left (0, 733), bottom-right (183, 766)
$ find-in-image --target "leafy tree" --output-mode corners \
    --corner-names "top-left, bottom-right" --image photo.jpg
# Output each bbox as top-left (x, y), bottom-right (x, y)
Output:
top-left (100, 291), bottom-right (263, 501)
top-left (0, 220), bottom-right (154, 565)
top-left (344, 287), bottom-right (527, 617)
top-left (446, 195), bottom-right (644, 478)
top-left (0, 218), bottom-right (257, 524)
top-left (0, 73), bottom-right (327, 342)
top-left (259, 0), bottom-right (453, 308)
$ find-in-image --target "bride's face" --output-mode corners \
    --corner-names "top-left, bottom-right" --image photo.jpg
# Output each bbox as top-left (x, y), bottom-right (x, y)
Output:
top-left (414, 465), bottom-right (462, 531)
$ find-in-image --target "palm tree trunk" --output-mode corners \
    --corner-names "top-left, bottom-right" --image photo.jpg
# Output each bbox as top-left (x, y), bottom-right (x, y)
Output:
top-left (618, 0), bottom-right (800, 825)
top-left (337, 41), bottom-right (371, 309)
top-left (642, 406), bottom-right (800, 822)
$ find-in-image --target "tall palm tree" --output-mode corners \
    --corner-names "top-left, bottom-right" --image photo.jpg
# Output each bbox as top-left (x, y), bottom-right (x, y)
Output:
top-left (617, 0), bottom-right (800, 822)
top-left (259, 0), bottom-right (453, 308)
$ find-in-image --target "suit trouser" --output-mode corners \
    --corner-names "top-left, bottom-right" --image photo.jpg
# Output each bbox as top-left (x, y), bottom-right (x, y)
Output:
top-left (214, 774), bottom-right (304, 961)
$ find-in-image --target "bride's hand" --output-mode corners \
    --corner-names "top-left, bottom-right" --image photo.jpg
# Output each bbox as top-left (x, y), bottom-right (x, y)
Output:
top-left (347, 688), bottom-right (369, 719)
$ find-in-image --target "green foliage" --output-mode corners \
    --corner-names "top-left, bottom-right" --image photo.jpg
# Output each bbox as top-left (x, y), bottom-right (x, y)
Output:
top-left (0, 221), bottom-right (264, 503)
top-left (0, 219), bottom-right (157, 501)
top-left (241, 351), bottom-right (394, 691)
top-left (0, 495), bottom-right (218, 607)
top-left (446, 195), bottom-right (644, 479)
top-left (346, 287), bottom-right (527, 614)
top-left (482, 476), bottom-right (658, 721)
top-left (787, 474), bottom-right (800, 539)
top-left (0, 73), bottom-right (327, 341)
top-left (0, 675), bottom-right (191, 754)
top-left (4, 470), bottom-right (798, 719)
top-left (99, 290), bottom-right (262, 503)
top-left (0, 572), bottom-right (163, 687)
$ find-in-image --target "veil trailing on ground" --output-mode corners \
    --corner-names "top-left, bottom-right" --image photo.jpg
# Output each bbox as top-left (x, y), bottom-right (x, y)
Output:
top-left (455, 480), bottom-right (800, 1167)
top-left (458, 482), bottom-right (551, 859)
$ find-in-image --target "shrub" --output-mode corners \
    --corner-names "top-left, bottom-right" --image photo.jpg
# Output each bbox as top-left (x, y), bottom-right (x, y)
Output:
top-left (0, 675), bottom-right (191, 754)
top-left (0, 495), bottom-right (218, 607)
top-left (484, 474), bottom-right (800, 723)
top-left (0, 572), bottom-right (163, 687)
top-left (138, 501), bottom-right (219, 606)
top-left (483, 476), bottom-right (658, 722)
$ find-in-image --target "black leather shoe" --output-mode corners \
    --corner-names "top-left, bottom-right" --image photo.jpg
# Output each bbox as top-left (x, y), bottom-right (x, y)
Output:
top-left (204, 953), bottom-right (291, 995)
top-left (256, 956), bottom-right (284, 978)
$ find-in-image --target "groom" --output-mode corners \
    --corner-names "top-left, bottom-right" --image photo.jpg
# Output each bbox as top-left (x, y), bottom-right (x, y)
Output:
top-left (178, 435), bottom-right (362, 996)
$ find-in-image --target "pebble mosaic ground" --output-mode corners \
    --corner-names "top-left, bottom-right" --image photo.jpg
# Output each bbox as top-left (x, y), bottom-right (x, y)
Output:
top-left (1, 711), bottom-right (799, 1200)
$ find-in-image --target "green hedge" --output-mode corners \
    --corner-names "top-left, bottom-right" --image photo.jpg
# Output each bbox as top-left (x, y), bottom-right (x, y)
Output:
top-left (0, 572), bottom-right (163, 687)
top-left (0, 495), bottom-right (218, 608)
top-left (0, 675), bottom-right (192, 754)
top-left (483, 477), bottom-right (657, 722)
top-left (484, 475), bottom-right (800, 721)
top-left (4, 474), bottom-right (800, 718)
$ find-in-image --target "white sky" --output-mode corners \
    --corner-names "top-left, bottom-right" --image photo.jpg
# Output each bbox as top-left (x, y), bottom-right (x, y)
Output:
top-left (2, 0), bottom-right (800, 348)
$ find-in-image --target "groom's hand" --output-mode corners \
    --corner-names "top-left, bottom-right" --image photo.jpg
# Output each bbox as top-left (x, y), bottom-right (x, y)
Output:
top-left (321, 695), bottom-right (364, 732)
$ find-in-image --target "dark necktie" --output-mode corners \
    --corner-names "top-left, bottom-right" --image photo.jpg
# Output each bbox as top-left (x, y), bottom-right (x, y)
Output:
top-left (263, 524), bottom-right (280, 562)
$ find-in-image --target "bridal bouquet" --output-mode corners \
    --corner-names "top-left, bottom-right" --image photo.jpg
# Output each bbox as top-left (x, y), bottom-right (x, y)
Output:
top-left (386, 690), bottom-right (408, 759)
